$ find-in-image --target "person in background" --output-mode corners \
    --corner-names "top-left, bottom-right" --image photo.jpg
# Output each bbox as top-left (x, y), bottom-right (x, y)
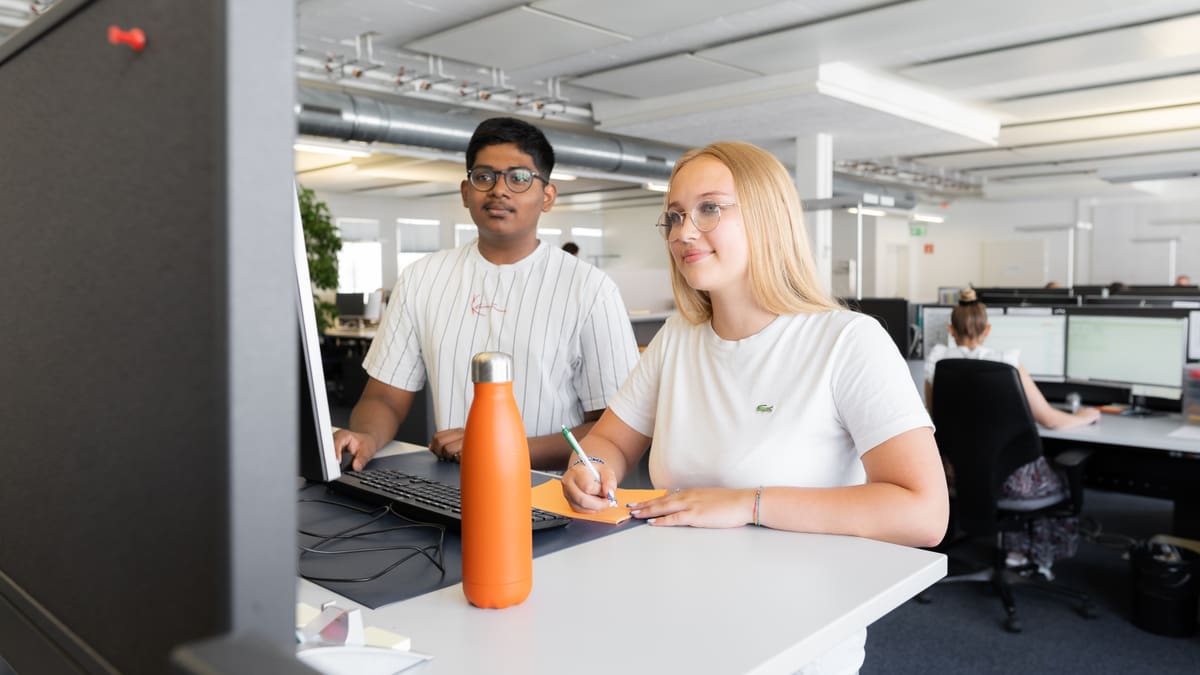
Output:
top-left (924, 287), bottom-right (1098, 577)
top-left (562, 141), bottom-right (947, 675)
top-left (1176, 274), bottom-right (1192, 286)
top-left (1044, 281), bottom-right (1061, 289)
top-left (333, 117), bottom-right (639, 470)
top-left (561, 241), bottom-right (579, 256)
top-left (1107, 281), bottom-right (1128, 295)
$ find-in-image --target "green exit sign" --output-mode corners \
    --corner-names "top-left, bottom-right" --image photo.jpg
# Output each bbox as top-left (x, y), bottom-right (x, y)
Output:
top-left (910, 225), bottom-right (927, 236)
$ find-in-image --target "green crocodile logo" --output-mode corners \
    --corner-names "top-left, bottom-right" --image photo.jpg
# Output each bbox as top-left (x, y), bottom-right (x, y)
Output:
top-left (755, 404), bottom-right (774, 414)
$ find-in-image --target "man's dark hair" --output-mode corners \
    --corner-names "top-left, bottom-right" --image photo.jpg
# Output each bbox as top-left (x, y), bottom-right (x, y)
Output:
top-left (466, 117), bottom-right (555, 177)
top-left (562, 242), bottom-right (580, 255)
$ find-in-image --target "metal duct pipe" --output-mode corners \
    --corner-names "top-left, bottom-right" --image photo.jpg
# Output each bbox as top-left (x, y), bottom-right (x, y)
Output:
top-left (296, 86), bottom-right (685, 180)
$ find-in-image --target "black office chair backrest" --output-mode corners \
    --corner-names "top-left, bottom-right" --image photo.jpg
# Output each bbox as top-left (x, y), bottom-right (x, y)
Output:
top-left (931, 359), bottom-right (1044, 536)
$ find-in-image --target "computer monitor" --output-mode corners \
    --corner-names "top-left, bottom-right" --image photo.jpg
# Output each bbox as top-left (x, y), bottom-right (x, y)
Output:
top-left (1066, 311), bottom-right (1189, 399)
top-left (335, 292), bottom-right (367, 320)
top-left (0, 1), bottom-right (298, 672)
top-left (920, 305), bottom-right (953, 357)
top-left (985, 311), bottom-right (1067, 380)
top-left (841, 298), bottom-right (909, 357)
top-left (296, 194), bottom-right (341, 483)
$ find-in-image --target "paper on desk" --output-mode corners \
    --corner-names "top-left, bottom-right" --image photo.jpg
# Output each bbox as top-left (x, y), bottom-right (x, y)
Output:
top-left (531, 479), bottom-right (666, 525)
top-left (1167, 425), bottom-right (1200, 440)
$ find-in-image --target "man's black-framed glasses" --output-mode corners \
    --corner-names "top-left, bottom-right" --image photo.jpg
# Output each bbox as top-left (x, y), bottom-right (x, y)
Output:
top-left (466, 166), bottom-right (548, 193)
top-left (655, 202), bottom-right (738, 240)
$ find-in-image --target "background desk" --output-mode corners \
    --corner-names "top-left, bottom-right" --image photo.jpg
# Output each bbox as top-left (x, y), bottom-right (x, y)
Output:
top-left (298, 444), bottom-right (946, 675)
top-left (1040, 413), bottom-right (1200, 537)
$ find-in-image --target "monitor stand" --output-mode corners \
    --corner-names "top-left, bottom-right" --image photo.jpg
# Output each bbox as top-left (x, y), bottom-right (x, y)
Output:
top-left (1123, 394), bottom-right (1164, 417)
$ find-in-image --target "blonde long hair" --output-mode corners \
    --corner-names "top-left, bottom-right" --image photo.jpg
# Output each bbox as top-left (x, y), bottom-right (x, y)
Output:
top-left (667, 141), bottom-right (839, 323)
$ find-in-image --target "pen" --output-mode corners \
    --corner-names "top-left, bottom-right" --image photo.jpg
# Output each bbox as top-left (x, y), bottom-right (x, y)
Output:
top-left (562, 425), bottom-right (618, 507)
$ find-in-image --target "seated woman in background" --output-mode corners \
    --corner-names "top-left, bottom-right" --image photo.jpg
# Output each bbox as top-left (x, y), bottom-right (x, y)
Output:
top-left (924, 287), bottom-right (1098, 576)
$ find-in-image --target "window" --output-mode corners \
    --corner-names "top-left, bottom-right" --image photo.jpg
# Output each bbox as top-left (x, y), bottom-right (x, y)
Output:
top-left (337, 241), bottom-right (382, 292)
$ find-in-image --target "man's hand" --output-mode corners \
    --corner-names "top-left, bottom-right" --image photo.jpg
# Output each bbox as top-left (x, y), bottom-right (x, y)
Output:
top-left (429, 427), bottom-right (466, 462)
top-left (332, 429), bottom-right (380, 472)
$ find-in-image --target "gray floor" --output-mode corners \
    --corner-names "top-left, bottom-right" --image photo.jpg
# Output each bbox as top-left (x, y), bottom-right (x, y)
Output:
top-left (862, 489), bottom-right (1200, 674)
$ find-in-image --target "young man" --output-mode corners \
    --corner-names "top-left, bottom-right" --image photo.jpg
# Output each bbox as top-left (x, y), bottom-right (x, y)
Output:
top-left (333, 117), bottom-right (639, 470)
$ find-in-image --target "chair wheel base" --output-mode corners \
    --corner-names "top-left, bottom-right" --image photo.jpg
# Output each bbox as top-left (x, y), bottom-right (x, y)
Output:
top-left (1004, 616), bottom-right (1022, 633)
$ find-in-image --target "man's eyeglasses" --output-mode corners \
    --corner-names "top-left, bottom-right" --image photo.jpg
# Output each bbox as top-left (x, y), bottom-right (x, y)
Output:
top-left (655, 202), bottom-right (738, 240)
top-left (466, 166), bottom-right (548, 193)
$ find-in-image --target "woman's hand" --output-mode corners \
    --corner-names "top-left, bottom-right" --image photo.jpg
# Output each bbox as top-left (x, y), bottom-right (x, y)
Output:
top-left (627, 487), bottom-right (757, 528)
top-left (561, 463), bottom-right (618, 513)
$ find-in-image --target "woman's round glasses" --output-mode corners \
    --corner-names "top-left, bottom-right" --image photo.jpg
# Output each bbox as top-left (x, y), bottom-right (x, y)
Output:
top-left (466, 166), bottom-right (548, 193)
top-left (655, 202), bottom-right (737, 240)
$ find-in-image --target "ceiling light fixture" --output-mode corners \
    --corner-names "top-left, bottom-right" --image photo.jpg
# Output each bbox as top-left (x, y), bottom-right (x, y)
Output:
top-left (294, 142), bottom-right (371, 158)
top-left (553, 173), bottom-right (577, 181)
top-left (396, 217), bottom-right (440, 226)
top-left (644, 183), bottom-right (669, 193)
top-left (911, 213), bottom-right (944, 224)
top-left (846, 207), bottom-right (886, 217)
top-left (571, 227), bottom-right (604, 238)
top-left (538, 228), bottom-right (563, 235)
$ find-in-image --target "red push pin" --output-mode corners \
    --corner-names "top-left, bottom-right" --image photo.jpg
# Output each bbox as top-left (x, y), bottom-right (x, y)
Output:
top-left (108, 26), bottom-right (146, 52)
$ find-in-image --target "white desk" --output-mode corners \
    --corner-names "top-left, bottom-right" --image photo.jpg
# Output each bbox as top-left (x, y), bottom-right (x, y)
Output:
top-left (299, 444), bottom-right (946, 674)
top-left (1040, 412), bottom-right (1199, 456)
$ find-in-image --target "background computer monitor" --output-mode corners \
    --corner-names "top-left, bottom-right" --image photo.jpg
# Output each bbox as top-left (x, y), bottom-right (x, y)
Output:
top-left (841, 298), bottom-right (909, 356)
top-left (0, 1), bottom-right (298, 672)
top-left (985, 311), bottom-right (1067, 380)
top-left (335, 292), bottom-right (367, 320)
top-left (1066, 311), bottom-right (1189, 398)
top-left (920, 305), bottom-right (953, 358)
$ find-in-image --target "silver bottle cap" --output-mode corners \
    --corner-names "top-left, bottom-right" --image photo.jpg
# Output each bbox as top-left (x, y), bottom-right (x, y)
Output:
top-left (471, 352), bottom-right (513, 383)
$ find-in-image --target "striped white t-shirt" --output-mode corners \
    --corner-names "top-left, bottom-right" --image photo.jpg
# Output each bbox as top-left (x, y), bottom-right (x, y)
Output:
top-left (363, 240), bottom-right (640, 437)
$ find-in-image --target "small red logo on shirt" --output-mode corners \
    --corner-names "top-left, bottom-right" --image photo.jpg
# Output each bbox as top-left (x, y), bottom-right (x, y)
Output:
top-left (471, 294), bottom-right (507, 316)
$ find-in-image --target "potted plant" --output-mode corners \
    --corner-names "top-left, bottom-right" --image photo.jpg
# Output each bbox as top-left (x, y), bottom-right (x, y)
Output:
top-left (298, 185), bottom-right (341, 331)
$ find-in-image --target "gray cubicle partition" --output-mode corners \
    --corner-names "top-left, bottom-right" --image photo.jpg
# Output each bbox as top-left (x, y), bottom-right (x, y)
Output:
top-left (0, 1), bottom-right (298, 673)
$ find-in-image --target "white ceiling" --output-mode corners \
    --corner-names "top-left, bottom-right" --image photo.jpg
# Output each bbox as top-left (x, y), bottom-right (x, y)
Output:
top-left (13, 1), bottom-right (1199, 204)
top-left (288, 0), bottom-right (1200, 203)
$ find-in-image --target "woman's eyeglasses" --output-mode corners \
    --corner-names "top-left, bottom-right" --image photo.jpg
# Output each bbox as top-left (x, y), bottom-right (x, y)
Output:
top-left (655, 202), bottom-right (737, 240)
top-left (466, 166), bottom-right (548, 193)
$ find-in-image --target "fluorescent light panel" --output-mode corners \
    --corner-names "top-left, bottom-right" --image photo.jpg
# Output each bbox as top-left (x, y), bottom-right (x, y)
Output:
top-left (846, 207), bottom-right (886, 217)
top-left (911, 213), bottom-right (944, 223)
top-left (294, 142), bottom-right (370, 158)
top-left (571, 227), bottom-right (604, 238)
top-left (396, 217), bottom-right (441, 226)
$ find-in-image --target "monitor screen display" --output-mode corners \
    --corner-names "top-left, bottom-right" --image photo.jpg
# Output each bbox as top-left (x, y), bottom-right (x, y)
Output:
top-left (1066, 315), bottom-right (1188, 390)
top-left (986, 313), bottom-right (1067, 380)
top-left (921, 306), bottom-right (952, 357)
top-left (336, 292), bottom-right (367, 318)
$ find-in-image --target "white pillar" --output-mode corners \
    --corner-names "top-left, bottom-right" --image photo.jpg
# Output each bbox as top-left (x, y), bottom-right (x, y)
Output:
top-left (795, 134), bottom-right (833, 292)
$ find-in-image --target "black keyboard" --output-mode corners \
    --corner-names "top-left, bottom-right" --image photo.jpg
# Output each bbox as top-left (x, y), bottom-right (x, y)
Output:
top-left (330, 469), bottom-right (570, 532)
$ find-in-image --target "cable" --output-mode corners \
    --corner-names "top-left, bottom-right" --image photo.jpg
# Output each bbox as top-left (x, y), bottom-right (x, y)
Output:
top-left (297, 499), bottom-right (446, 583)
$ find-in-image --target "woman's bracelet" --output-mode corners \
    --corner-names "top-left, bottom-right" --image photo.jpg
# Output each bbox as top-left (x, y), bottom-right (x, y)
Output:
top-left (752, 486), bottom-right (763, 527)
top-left (571, 456), bottom-right (606, 468)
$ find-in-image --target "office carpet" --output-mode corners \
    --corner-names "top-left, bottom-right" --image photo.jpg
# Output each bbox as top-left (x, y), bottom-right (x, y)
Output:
top-left (863, 489), bottom-right (1200, 674)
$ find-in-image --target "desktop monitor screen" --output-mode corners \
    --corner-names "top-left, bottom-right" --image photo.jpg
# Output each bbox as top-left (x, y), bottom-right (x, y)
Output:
top-left (985, 312), bottom-right (1067, 380)
top-left (842, 298), bottom-right (909, 356)
top-left (336, 292), bottom-right (367, 318)
top-left (920, 306), bottom-right (952, 357)
top-left (1066, 314), bottom-right (1188, 396)
top-left (296, 194), bottom-right (341, 483)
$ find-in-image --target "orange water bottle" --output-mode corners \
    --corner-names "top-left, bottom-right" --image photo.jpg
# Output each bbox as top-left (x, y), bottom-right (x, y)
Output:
top-left (460, 351), bottom-right (532, 608)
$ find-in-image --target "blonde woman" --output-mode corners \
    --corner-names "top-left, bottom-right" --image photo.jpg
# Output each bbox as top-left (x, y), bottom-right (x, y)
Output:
top-left (562, 142), bottom-right (948, 675)
top-left (924, 288), bottom-right (1098, 575)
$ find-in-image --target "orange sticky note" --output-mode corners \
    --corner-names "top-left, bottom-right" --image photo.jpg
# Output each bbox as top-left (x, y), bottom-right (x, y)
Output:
top-left (530, 478), bottom-right (666, 525)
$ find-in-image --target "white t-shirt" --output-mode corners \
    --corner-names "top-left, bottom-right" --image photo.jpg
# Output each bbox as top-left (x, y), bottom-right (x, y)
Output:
top-left (363, 240), bottom-right (639, 436)
top-left (611, 311), bottom-right (932, 490)
top-left (608, 310), bottom-right (932, 675)
top-left (924, 343), bottom-right (1021, 384)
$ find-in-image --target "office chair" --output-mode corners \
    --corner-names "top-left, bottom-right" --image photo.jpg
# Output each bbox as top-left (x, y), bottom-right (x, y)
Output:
top-left (929, 358), bottom-right (1097, 633)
